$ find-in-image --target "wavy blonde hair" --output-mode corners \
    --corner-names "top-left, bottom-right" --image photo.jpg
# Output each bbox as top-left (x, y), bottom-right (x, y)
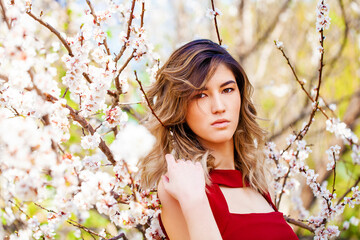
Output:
top-left (137, 39), bottom-right (270, 194)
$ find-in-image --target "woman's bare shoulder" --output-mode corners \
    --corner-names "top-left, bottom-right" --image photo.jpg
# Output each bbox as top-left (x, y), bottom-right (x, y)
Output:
top-left (157, 175), bottom-right (190, 240)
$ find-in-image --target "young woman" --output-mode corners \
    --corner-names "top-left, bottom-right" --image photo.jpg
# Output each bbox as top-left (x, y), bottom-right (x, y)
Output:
top-left (138, 39), bottom-right (298, 240)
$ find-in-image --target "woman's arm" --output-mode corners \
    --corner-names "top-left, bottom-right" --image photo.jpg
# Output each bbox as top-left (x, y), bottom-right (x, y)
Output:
top-left (159, 154), bottom-right (222, 240)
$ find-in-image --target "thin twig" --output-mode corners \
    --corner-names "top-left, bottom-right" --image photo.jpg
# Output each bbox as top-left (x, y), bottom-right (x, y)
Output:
top-left (275, 34), bottom-right (328, 155)
top-left (10, 106), bottom-right (20, 116)
top-left (26, 11), bottom-right (73, 56)
top-left (66, 106), bottom-right (116, 165)
top-left (275, 42), bottom-right (328, 119)
top-left (140, 1), bottom-right (145, 28)
top-left (9, 200), bottom-right (30, 219)
top-left (276, 28), bottom-right (328, 207)
top-left (34, 203), bottom-right (108, 240)
top-left (114, 1), bottom-right (145, 94)
top-left (210, 0), bottom-right (222, 45)
top-left (276, 165), bottom-right (292, 209)
top-left (67, 220), bottom-right (98, 240)
top-left (62, 87), bottom-right (69, 98)
top-left (85, 0), bottom-right (111, 55)
top-left (82, 72), bottom-right (92, 84)
top-left (114, 0), bottom-right (136, 63)
top-left (29, 79), bottom-right (117, 166)
top-left (34, 202), bottom-right (56, 213)
top-left (106, 233), bottom-right (127, 240)
top-left (115, 49), bottom-right (136, 92)
top-left (321, 0), bottom-right (349, 81)
top-left (0, 73), bottom-right (9, 82)
top-left (337, 176), bottom-right (360, 205)
top-left (331, 152), bottom-right (336, 196)
top-left (0, 0), bottom-right (11, 29)
top-left (314, 30), bottom-right (325, 104)
top-left (134, 70), bottom-right (165, 128)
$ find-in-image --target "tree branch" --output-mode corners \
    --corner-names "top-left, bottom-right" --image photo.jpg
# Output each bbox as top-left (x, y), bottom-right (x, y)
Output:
top-left (210, 0), bottom-right (222, 45)
top-left (0, 0), bottom-right (11, 29)
top-left (134, 70), bottom-right (165, 128)
top-left (284, 215), bottom-right (314, 233)
top-left (114, 0), bottom-right (136, 63)
top-left (0, 73), bottom-right (9, 82)
top-left (337, 176), bottom-right (360, 205)
top-left (28, 76), bottom-right (117, 165)
top-left (85, 0), bottom-right (111, 55)
top-left (274, 42), bottom-right (328, 119)
top-left (113, 1), bottom-right (145, 106)
top-left (26, 10), bottom-right (73, 57)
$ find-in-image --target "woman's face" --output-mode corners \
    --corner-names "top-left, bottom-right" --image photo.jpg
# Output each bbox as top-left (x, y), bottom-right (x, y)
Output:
top-left (185, 63), bottom-right (241, 149)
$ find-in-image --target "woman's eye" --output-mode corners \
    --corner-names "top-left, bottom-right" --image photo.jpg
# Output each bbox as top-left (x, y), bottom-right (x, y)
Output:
top-left (223, 88), bottom-right (234, 93)
top-left (194, 93), bottom-right (206, 98)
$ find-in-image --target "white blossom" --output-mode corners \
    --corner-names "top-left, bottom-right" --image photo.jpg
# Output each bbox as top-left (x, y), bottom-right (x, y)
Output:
top-left (206, 8), bottom-right (222, 19)
top-left (329, 103), bottom-right (336, 111)
top-left (275, 40), bottom-right (284, 50)
top-left (316, 0), bottom-right (331, 32)
top-left (81, 132), bottom-right (101, 149)
top-left (110, 123), bottom-right (156, 171)
top-left (103, 106), bottom-right (128, 128)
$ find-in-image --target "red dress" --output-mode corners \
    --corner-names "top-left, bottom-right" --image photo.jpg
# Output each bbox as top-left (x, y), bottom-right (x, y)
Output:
top-left (159, 169), bottom-right (299, 240)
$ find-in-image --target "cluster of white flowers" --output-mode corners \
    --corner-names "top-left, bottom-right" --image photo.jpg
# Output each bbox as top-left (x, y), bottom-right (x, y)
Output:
top-left (316, 0), bottom-right (331, 32)
top-left (110, 123), bottom-right (156, 171)
top-left (104, 106), bottom-right (128, 128)
top-left (264, 141), bottom-right (280, 163)
top-left (0, 0), bottom-right (166, 239)
top-left (313, 225), bottom-right (340, 240)
top-left (96, 9), bottom-right (112, 23)
top-left (286, 134), bottom-right (297, 146)
top-left (325, 118), bottom-right (358, 143)
top-left (93, 27), bottom-right (106, 43)
top-left (81, 132), bottom-right (101, 149)
top-left (266, 133), bottom-right (360, 239)
top-left (326, 118), bottom-right (360, 165)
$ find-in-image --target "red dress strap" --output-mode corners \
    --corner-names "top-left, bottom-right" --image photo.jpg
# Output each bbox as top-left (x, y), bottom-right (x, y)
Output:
top-left (209, 169), bottom-right (249, 187)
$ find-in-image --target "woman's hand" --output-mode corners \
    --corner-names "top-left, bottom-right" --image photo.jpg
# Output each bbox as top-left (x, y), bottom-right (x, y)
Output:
top-left (160, 154), bottom-right (222, 240)
top-left (161, 153), bottom-right (206, 206)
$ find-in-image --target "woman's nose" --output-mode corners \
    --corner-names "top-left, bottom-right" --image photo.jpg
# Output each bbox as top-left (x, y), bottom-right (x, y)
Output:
top-left (211, 94), bottom-right (225, 114)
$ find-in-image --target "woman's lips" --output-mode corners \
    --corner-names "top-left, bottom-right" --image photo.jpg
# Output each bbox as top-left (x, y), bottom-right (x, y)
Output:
top-left (211, 120), bottom-right (230, 128)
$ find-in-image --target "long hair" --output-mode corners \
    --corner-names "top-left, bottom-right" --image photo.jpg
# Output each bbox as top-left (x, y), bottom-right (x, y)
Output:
top-left (137, 39), bottom-right (270, 194)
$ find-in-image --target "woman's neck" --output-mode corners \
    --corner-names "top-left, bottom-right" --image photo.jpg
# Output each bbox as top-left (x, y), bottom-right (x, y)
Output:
top-left (203, 139), bottom-right (235, 170)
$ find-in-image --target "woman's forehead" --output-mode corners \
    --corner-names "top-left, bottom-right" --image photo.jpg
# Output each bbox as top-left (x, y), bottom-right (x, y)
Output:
top-left (202, 64), bottom-right (235, 88)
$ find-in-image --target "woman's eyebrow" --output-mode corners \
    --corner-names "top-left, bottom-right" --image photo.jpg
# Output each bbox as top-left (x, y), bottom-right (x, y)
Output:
top-left (202, 80), bottom-right (236, 90)
top-left (220, 80), bottom-right (236, 88)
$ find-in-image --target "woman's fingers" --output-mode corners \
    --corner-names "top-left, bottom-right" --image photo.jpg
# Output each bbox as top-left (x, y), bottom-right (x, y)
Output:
top-left (165, 153), bottom-right (176, 168)
top-left (162, 154), bottom-right (206, 203)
